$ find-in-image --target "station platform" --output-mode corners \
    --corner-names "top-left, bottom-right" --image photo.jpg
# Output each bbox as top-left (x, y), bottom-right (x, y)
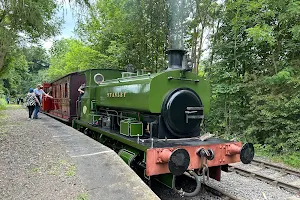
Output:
top-left (0, 106), bottom-right (159, 200)
top-left (44, 114), bottom-right (159, 200)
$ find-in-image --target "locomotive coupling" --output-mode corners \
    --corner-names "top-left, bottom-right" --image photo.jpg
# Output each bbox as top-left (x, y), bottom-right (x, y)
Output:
top-left (196, 148), bottom-right (215, 160)
top-left (172, 170), bottom-right (201, 197)
top-left (157, 148), bottom-right (190, 176)
top-left (225, 143), bottom-right (255, 164)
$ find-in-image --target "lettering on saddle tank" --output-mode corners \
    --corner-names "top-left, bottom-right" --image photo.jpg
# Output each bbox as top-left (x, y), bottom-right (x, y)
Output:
top-left (107, 92), bottom-right (127, 98)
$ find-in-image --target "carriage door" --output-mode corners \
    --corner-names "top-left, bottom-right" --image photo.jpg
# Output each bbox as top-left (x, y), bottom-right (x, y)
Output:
top-left (42, 83), bottom-right (52, 112)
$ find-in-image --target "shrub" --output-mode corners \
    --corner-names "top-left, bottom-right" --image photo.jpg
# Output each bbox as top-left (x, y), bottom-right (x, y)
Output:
top-left (0, 98), bottom-right (7, 110)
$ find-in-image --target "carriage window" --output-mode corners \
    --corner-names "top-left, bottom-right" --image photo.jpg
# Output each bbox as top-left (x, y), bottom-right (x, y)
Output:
top-left (65, 83), bottom-right (68, 98)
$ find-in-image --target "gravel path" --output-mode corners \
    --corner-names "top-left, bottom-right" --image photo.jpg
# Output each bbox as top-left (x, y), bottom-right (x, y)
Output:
top-left (0, 106), bottom-right (86, 200)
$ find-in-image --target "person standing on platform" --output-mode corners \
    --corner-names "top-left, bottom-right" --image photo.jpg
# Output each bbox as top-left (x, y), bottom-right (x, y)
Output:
top-left (5, 96), bottom-right (9, 104)
top-left (26, 88), bottom-right (40, 120)
top-left (33, 84), bottom-right (53, 119)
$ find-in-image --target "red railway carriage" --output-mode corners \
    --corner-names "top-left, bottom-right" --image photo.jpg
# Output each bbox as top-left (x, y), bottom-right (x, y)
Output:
top-left (41, 72), bottom-right (85, 122)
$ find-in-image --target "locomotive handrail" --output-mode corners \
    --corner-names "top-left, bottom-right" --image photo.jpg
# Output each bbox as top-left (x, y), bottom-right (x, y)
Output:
top-left (168, 76), bottom-right (200, 83)
top-left (139, 136), bottom-right (203, 143)
top-left (97, 73), bottom-right (153, 84)
top-left (90, 100), bottom-right (96, 111)
top-left (75, 100), bottom-right (79, 118)
top-left (98, 109), bottom-right (136, 122)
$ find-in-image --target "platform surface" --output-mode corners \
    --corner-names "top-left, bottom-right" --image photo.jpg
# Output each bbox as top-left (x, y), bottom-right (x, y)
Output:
top-left (0, 106), bottom-right (159, 200)
top-left (42, 114), bottom-right (159, 200)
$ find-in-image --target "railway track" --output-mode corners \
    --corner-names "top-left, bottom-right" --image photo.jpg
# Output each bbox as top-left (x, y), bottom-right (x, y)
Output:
top-left (203, 184), bottom-right (242, 200)
top-left (181, 172), bottom-right (243, 200)
top-left (228, 159), bottom-right (300, 193)
top-left (153, 173), bottom-right (244, 200)
top-left (251, 159), bottom-right (300, 177)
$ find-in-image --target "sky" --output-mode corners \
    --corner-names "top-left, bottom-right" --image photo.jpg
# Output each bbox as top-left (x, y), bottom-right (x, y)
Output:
top-left (42, 4), bottom-right (77, 50)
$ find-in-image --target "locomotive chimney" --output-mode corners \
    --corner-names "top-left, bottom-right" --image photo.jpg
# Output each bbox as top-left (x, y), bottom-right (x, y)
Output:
top-left (167, 49), bottom-right (186, 70)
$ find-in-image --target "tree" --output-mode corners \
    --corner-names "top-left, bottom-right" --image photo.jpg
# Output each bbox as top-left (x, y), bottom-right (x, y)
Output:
top-left (22, 46), bottom-right (50, 73)
top-left (0, 0), bottom-right (61, 73)
top-left (186, 0), bottom-right (219, 74)
top-left (0, 49), bottom-right (28, 96)
top-left (77, 0), bottom-right (170, 72)
top-left (48, 38), bottom-right (117, 79)
top-left (206, 0), bottom-right (300, 152)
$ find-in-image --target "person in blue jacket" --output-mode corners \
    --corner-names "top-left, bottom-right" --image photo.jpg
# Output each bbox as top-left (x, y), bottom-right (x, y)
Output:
top-left (33, 84), bottom-right (53, 119)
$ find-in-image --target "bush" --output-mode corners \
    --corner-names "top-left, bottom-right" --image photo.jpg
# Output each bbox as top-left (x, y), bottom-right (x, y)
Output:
top-left (255, 144), bottom-right (300, 168)
top-left (0, 98), bottom-right (7, 110)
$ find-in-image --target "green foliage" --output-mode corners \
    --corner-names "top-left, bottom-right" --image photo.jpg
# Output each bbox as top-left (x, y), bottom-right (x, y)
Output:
top-left (265, 69), bottom-right (292, 85)
top-left (0, 0), bottom-right (61, 73)
top-left (246, 24), bottom-right (275, 46)
top-left (0, 98), bottom-right (7, 110)
top-left (0, 49), bottom-right (29, 96)
top-left (0, 45), bottom-right (51, 97)
top-left (76, 193), bottom-right (89, 200)
top-left (255, 144), bottom-right (300, 168)
top-left (48, 38), bottom-right (119, 79)
top-left (76, 0), bottom-right (169, 72)
top-left (205, 0), bottom-right (300, 161)
top-left (23, 46), bottom-right (50, 73)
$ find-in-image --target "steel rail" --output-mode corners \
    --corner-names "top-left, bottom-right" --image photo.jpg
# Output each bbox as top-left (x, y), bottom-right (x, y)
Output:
top-left (251, 159), bottom-right (300, 177)
top-left (229, 165), bottom-right (300, 193)
top-left (183, 172), bottom-right (243, 200)
top-left (203, 184), bottom-right (242, 200)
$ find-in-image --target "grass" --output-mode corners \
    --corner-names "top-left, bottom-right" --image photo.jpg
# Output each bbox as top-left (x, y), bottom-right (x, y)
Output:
top-left (254, 144), bottom-right (300, 169)
top-left (48, 164), bottom-right (60, 175)
top-left (0, 113), bottom-right (8, 120)
top-left (48, 160), bottom-right (77, 177)
top-left (65, 165), bottom-right (76, 177)
top-left (76, 193), bottom-right (89, 200)
top-left (6, 104), bottom-right (23, 110)
top-left (0, 98), bottom-right (7, 110)
top-left (31, 167), bottom-right (41, 173)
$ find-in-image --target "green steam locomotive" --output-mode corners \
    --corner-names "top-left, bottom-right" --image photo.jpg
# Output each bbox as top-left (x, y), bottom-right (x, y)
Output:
top-left (67, 49), bottom-right (254, 196)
